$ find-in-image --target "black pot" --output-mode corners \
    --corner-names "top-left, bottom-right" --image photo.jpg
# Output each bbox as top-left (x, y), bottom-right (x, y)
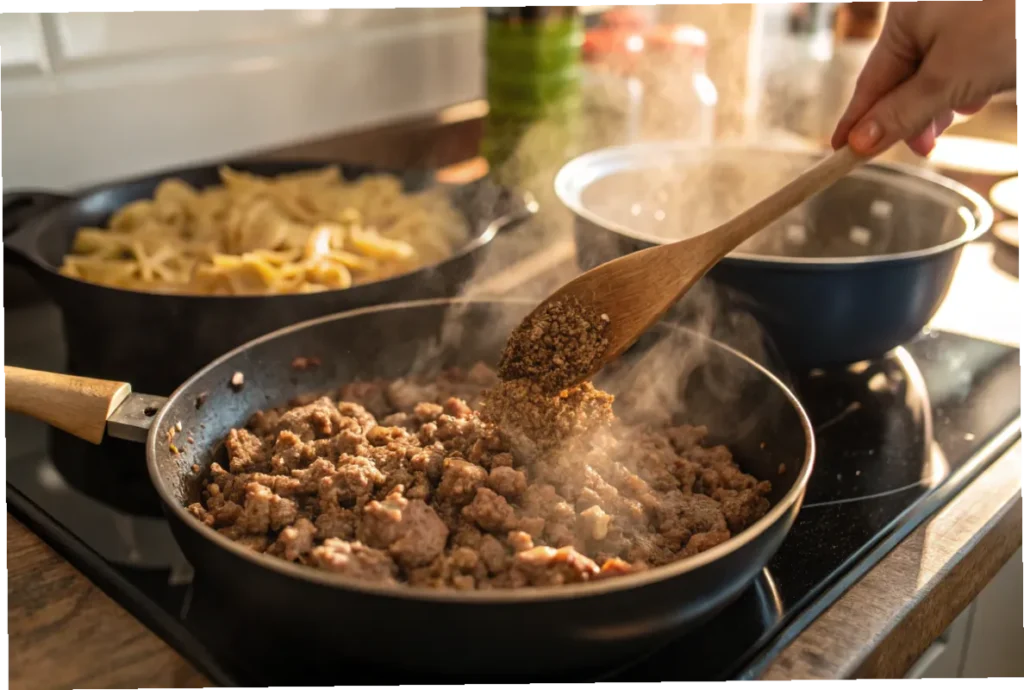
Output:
top-left (4, 160), bottom-right (536, 394)
top-left (556, 143), bottom-right (993, 369)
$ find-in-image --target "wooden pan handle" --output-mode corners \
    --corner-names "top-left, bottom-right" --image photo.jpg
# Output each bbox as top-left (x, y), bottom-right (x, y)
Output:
top-left (4, 366), bottom-right (132, 444)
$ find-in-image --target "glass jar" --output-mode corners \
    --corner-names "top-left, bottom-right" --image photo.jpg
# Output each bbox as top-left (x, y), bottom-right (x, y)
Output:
top-left (637, 24), bottom-right (718, 144)
top-left (580, 27), bottom-right (646, 149)
top-left (483, 7), bottom-right (584, 177)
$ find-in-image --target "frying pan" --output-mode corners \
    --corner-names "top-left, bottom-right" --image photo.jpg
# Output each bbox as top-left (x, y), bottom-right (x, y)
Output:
top-left (3, 161), bottom-right (536, 396)
top-left (4, 298), bottom-right (814, 679)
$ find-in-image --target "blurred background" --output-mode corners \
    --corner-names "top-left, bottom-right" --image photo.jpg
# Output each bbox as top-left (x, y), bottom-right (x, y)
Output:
top-left (0, 4), bottom-right (1020, 682)
top-left (2, 4), bottom-right (1015, 190)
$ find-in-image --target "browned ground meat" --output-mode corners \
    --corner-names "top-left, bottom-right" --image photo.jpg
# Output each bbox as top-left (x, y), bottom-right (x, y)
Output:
top-left (189, 364), bottom-right (771, 589)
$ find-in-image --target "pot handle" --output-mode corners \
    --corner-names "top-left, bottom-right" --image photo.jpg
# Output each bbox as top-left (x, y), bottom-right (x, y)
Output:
top-left (4, 366), bottom-right (133, 445)
top-left (4, 190), bottom-right (70, 238)
top-left (500, 189), bottom-right (540, 233)
top-left (4, 191), bottom-right (71, 270)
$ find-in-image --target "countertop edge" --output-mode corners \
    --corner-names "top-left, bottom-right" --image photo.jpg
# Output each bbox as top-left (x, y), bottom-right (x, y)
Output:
top-left (761, 439), bottom-right (1022, 680)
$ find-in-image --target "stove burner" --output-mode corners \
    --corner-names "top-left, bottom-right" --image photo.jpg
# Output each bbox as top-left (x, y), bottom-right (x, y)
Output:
top-left (6, 296), bottom-right (1021, 683)
top-left (797, 347), bottom-right (936, 509)
top-left (48, 428), bottom-right (165, 517)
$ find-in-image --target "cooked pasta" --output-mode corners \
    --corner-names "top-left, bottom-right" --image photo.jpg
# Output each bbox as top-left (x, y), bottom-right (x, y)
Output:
top-left (59, 166), bottom-right (470, 295)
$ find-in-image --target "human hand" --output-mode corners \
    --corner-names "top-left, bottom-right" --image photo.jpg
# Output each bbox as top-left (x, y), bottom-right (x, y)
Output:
top-left (831, 0), bottom-right (1016, 157)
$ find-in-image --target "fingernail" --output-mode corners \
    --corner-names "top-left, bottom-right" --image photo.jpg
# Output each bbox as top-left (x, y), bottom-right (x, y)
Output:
top-left (850, 121), bottom-right (883, 151)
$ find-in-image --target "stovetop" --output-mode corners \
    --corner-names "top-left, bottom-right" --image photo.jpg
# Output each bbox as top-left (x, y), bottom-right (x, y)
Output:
top-left (5, 299), bottom-right (1021, 683)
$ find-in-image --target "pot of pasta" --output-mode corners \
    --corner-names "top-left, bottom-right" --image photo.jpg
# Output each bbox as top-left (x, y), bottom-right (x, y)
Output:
top-left (3, 161), bottom-right (536, 395)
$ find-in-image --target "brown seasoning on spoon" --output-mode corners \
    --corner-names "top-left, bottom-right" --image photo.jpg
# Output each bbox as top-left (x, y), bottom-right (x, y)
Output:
top-left (497, 296), bottom-right (611, 395)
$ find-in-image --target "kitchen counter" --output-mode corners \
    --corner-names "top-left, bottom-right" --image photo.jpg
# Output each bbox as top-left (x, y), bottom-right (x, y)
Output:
top-left (6, 105), bottom-right (1021, 687)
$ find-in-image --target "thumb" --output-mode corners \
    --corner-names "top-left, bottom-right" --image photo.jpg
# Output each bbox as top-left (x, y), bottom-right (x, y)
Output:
top-left (846, 67), bottom-right (951, 156)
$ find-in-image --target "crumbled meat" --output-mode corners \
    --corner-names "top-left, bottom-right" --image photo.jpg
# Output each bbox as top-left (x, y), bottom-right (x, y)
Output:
top-left (272, 517), bottom-right (317, 561)
top-left (482, 380), bottom-right (614, 454)
top-left (230, 371), bottom-right (245, 390)
top-left (462, 488), bottom-right (517, 533)
top-left (192, 363), bottom-right (772, 589)
top-left (225, 428), bottom-right (266, 474)
top-left (436, 458), bottom-right (488, 505)
top-left (359, 487), bottom-right (449, 568)
top-left (310, 539), bottom-right (398, 583)
top-left (487, 466), bottom-right (527, 499)
top-left (513, 546), bottom-right (601, 586)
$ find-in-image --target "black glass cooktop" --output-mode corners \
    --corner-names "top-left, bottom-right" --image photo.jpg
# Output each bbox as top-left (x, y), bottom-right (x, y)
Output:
top-left (5, 300), bottom-right (1021, 684)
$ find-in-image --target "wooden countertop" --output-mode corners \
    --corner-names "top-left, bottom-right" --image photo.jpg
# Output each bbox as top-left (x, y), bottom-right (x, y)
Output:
top-left (7, 514), bottom-right (208, 690)
top-left (6, 104), bottom-right (1021, 687)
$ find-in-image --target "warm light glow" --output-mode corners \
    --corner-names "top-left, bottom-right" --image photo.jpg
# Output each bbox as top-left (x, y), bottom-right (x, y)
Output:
top-left (671, 25), bottom-right (706, 47)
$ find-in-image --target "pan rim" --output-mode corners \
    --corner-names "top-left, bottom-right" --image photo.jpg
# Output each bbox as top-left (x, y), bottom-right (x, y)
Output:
top-left (555, 140), bottom-right (994, 268)
top-left (7, 159), bottom-right (537, 299)
top-left (148, 296), bottom-right (816, 603)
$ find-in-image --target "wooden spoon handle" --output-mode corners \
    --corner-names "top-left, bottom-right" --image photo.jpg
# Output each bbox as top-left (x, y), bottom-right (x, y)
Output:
top-left (4, 366), bottom-right (132, 445)
top-left (714, 146), bottom-right (868, 252)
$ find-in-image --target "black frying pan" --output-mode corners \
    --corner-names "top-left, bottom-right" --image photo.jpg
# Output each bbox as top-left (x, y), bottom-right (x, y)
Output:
top-left (3, 161), bottom-right (536, 396)
top-left (4, 298), bottom-right (814, 679)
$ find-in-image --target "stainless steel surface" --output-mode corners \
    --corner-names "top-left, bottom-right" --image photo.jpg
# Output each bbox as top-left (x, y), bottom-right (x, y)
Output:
top-left (556, 142), bottom-right (992, 265)
top-left (107, 392), bottom-right (168, 443)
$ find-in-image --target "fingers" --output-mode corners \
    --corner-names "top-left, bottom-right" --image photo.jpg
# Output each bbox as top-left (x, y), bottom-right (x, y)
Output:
top-left (934, 109), bottom-right (955, 135)
top-left (954, 98), bottom-right (991, 116)
top-left (906, 123), bottom-right (938, 157)
top-left (845, 62), bottom-right (952, 156)
top-left (831, 29), bottom-right (918, 150)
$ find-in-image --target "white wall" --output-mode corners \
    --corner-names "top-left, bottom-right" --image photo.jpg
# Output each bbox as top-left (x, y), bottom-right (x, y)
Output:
top-left (1, 9), bottom-right (484, 190)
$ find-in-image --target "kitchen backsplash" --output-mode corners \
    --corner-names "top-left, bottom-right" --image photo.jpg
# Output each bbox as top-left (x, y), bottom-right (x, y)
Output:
top-left (1, 9), bottom-right (484, 189)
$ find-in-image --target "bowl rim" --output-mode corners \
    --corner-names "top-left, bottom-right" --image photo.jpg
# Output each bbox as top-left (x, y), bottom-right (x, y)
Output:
top-left (148, 296), bottom-right (816, 603)
top-left (555, 141), bottom-right (994, 268)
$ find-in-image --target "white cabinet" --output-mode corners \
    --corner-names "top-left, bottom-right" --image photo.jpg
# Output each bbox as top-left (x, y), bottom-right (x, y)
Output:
top-left (906, 607), bottom-right (974, 679)
top-left (0, 13), bottom-right (47, 70)
top-left (1, 9), bottom-right (484, 189)
top-left (906, 549), bottom-right (1024, 678)
top-left (52, 11), bottom-right (333, 62)
top-left (961, 548), bottom-right (1024, 678)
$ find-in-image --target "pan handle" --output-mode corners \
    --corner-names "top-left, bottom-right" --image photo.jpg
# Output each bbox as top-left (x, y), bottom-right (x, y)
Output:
top-left (498, 189), bottom-right (539, 233)
top-left (4, 366), bottom-right (133, 445)
top-left (4, 190), bottom-right (70, 238)
top-left (4, 190), bottom-right (70, 270)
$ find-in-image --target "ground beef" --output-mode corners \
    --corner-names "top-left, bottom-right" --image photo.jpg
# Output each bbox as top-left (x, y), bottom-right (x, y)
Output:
top-left (188, 363), bottom-right (771, 590)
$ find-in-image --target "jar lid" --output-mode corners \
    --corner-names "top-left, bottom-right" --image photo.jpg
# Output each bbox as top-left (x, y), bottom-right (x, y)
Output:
top-left (582, 27), bottom-right (646, 65)
top-left (643, 24), bottom-right (708, 56)
top-left (599, 7), bottom-right (649, 31)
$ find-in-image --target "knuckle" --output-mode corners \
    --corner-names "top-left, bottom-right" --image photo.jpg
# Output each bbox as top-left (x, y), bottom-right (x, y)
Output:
top-left (876, 105), bottom-right (914, 139)
top-left (915, 70), bottom-right (947, 97)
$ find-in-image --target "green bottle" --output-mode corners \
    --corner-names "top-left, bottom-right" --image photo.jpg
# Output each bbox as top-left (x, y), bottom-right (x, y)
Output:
top-left (483, 7), bottom-right (584, 181)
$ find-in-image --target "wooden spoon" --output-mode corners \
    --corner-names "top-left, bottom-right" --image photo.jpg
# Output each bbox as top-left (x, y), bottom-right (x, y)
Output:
top-left (516, 145), bottom-right (867, 388)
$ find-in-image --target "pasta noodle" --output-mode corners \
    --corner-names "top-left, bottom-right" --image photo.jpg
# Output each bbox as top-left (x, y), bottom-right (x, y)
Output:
top-left (59, 166), bottom-right (470, 295)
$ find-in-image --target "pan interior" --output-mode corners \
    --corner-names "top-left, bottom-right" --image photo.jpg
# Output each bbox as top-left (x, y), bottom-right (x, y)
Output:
top-left (567, 144), bottom-right (988, 261)
top-left (154, 300), bottom-right (808, 534)
top-left (23, 161), bottom-right (514, 281)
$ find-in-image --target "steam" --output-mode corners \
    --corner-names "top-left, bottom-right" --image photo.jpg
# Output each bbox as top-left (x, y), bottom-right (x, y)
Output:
top-left (404, 9), bottom-right (802, 442)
